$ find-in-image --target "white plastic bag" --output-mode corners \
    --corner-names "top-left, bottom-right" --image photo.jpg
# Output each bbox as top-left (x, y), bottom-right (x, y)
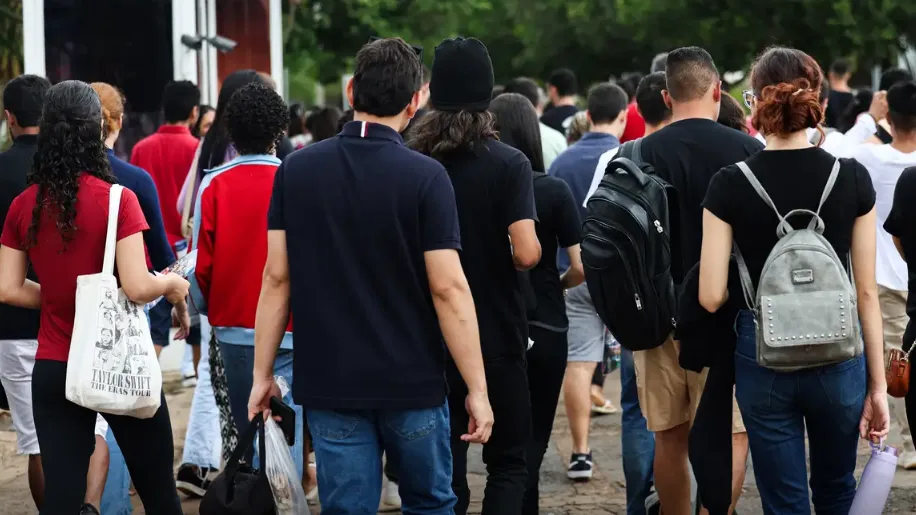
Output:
top-left (262, 377), bottom-right (308, 514)
top-left (66, 185), bottom-right (162, 418)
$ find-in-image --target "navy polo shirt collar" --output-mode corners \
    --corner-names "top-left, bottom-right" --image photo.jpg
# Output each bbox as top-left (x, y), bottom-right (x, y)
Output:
top-left (340, 120), bottom-right (404, 144)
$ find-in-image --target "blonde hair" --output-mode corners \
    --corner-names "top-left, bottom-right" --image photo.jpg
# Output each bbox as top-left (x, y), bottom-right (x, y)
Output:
top-left (90, 82), bottom-right (124, 138)
top-left (566, 111), bottom-right (590, 144)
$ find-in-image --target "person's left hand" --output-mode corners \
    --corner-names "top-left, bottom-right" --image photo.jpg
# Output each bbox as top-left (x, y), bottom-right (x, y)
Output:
top-left (859, 389), bottom-right (890, 441)
top-left (248, 375), bottom-right (282, 421)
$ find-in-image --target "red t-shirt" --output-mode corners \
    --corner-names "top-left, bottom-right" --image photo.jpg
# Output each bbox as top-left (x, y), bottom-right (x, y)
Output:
top-left (130, 125), bottom-right (199, 249)
top-left (0, 175), bottom-right (148, 361)
top-left (620, 102), bottom-right (646, 143)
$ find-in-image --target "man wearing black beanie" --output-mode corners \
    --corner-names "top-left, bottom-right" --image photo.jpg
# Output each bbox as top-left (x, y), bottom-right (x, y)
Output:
top-left (409, 37), bottom-right (542, 515)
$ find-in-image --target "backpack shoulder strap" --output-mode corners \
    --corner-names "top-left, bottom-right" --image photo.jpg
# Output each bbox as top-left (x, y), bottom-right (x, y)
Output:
top-left (733, 243), bottom-right (757, 311)
top-left (616, 139), bottom-right (645, 168)
top-left (815, 159), bottom-right (841, 217)
top-left (736, 161), bottom-right (782, 220)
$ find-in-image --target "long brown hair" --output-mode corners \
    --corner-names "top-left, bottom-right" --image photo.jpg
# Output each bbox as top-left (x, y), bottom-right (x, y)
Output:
top-left (407, 110), bottom-right (498, 161)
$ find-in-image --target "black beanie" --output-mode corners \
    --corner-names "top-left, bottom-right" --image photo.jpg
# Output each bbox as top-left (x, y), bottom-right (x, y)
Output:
top-left (888, 81), bottom-right (916, 116)
top-left (430, 37), bottom-right (494, 113)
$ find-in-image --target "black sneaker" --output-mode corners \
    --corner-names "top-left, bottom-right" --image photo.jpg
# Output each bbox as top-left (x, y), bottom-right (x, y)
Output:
top-left (176, 463), bottom-right (212, 498)
top-left (79, 504), bottom-right (101, 515)
top-left (567, 451), bottom-right (593, 481)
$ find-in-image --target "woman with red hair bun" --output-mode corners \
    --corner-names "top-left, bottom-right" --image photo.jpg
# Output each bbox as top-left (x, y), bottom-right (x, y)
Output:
top-left (698, 46), bottom-right (889, 513)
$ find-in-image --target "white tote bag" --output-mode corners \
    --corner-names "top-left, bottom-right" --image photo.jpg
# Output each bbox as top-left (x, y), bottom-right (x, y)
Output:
top-left (65, 185), bottom-right (163, 419)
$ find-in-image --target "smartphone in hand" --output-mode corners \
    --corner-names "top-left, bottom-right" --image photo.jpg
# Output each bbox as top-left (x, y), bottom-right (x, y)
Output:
top-left (270, 396), bottom-right (296, 446)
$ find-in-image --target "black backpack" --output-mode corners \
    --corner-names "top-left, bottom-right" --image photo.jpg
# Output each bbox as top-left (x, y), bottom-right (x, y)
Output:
top-left (581, 139), bottom-right (678, 351)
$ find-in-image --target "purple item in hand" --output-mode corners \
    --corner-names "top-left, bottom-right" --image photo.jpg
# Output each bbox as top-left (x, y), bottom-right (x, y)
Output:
top-left (849, 440), bottom-right (897, 515)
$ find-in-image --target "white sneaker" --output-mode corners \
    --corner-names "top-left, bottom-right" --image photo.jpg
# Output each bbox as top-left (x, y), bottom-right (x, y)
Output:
top-left (181, 374), bottom-right (198, 388)
top-left (379, 479), bottom-right (402, 512)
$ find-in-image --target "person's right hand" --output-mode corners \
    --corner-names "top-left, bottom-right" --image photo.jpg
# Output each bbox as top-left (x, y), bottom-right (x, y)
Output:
top-left (164, 274), bottom-right (190, 304)
top-left (171, 299), bottom-right (191, 339)
top-left (462, 391), bottom-right (494, 444)
top-left (868, 91), bottom-right (889, 122)
top-left (248, 374), bottom-right (282, 422)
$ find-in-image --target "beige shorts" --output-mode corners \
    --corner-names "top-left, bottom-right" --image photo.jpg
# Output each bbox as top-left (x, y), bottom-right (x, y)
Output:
top-left (633, 337), bottom-right (745, 433)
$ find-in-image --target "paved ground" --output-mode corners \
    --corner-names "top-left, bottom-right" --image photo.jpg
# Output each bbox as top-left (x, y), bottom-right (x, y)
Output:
top-left (3, 372), bottom-right (916, 514)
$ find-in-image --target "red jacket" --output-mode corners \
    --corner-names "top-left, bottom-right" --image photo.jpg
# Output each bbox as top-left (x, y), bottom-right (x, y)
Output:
top-left (193, 154), bottom-right (293, 345)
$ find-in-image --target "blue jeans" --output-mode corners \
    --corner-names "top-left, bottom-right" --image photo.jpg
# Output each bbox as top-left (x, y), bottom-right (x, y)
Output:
top-left (734, 310), bottom-right (865, 515)
top-left (307, 403), bottom-right (456, 515)
top-left (181, 316), bottom-right (221, 469)
top-left (100, 429), bottom-right (132, 515)
top-left (219, 343), bottom-right (304, 477)
top-left (620, 348), bottom-right (655, 515)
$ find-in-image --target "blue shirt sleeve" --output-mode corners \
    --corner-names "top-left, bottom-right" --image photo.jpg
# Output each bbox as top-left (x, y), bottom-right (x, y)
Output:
top-left (133, 170), bottom-right (176, 271)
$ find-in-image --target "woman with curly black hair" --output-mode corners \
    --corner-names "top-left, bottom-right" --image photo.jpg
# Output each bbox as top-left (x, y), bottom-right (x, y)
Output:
top-left (0, 80), bottom-right (189, 514)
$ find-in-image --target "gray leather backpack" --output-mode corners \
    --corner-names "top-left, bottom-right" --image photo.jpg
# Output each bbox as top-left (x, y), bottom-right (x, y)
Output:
top-left (734, 159), bottom-right (862, 371)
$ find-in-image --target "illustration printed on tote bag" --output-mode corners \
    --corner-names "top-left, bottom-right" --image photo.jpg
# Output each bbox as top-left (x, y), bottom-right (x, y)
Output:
top-left (90, 287), bottom-right (153, 397)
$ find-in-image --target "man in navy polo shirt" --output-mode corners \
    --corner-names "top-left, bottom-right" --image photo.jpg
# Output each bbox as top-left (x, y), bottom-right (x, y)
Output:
top-left (248, 37), bottom-right (493, 514)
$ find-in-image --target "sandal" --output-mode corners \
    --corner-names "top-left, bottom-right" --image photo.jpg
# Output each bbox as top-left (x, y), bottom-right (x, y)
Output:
top-left (591, 400), bottom-right (620, 415)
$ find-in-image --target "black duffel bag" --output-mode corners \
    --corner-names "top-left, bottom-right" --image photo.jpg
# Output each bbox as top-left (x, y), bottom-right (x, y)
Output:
top-left (200, 415), bottom-right (274, 515)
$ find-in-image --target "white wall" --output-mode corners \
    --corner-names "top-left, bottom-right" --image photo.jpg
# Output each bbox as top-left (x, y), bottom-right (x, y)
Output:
top-left (172, 0), bottom-right (199, 83)
top-left (23, 0), bottom-right (46, 77)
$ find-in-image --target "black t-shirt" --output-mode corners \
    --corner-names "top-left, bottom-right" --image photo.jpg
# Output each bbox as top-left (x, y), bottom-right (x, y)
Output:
top-left (268, 121), bottom-right (461, 410)
top-left (541, 105), bottom-right (579, 134)
top-left (704, 148), bottom-right (876, 297)
top-left (0, 135), bottom-right (41, 340)
top-left (825, 90), bottom-right (854, 129)
top-left (640, 118), bottom-right (764, 281)
top-left (883, 165), bottom-right (916, 346)
top-left (441, 139), bottom-right (538, 359)
top-left (528, 173), bottom-right (582, 331)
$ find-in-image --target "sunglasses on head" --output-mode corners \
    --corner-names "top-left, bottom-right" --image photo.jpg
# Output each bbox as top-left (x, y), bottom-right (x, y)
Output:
top-left (368, 36), bottom-right (423, 60)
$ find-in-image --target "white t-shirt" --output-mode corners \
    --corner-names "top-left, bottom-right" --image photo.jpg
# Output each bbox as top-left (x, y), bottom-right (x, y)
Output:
top-left (754, 115), bottom-right (878, 157)
top-left (540, 122), bottom-right (568, 170)
top-left (852, 144), bottom-right (916, 291)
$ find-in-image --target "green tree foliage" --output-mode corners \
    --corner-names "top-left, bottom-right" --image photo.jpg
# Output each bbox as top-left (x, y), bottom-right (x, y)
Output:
top-left (284, 0), bottom-right (916, 100)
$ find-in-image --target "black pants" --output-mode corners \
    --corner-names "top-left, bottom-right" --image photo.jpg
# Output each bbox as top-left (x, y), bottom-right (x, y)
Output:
top-left (32, 360), bottom-right (183, 515)
top-left (522, 327), bottom-right (568, 515)
top-left (448, 355), bottom-right (531, 515)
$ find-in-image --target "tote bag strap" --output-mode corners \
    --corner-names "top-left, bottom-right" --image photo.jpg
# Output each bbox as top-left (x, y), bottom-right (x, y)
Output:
top-left (180, 144), bottom-right (201, 239)
top-left (103, 185), bottom-right (124, 275)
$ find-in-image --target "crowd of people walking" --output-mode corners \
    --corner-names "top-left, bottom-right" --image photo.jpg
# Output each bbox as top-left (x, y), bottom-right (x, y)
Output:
top-left (0, 32), bottom-right (914, 515)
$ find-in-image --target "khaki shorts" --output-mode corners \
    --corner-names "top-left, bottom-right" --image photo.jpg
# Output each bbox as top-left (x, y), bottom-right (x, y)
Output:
top-left (633, 337), bottom-right (745, 433)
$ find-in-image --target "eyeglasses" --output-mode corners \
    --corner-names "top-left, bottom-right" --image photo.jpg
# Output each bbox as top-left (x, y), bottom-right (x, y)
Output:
top-left (742, 90), bottom-right (756, 109)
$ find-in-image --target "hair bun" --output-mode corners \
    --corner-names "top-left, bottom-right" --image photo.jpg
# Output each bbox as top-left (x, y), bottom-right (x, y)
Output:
top-left (752, 79), bottom-right (823, 136)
